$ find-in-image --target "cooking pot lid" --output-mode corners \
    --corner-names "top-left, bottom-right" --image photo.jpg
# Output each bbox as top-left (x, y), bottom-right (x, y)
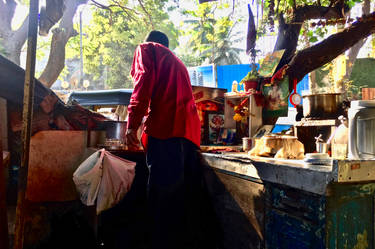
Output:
top-left (351, 100), bottom-right (375, 109)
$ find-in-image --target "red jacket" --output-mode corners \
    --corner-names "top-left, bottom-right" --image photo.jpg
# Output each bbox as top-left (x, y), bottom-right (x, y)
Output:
top-left (127, 42), bottom-right (201, 148)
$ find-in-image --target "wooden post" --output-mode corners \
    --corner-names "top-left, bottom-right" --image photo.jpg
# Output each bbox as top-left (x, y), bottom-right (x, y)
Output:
top-left (14, 0), bottom-right (39, 248)
top-left (0, 122), bottom-right (9, 249)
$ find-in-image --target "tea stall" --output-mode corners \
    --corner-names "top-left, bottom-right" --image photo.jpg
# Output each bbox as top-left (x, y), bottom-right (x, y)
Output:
top-left (199, 50), bottom-right (375, 249)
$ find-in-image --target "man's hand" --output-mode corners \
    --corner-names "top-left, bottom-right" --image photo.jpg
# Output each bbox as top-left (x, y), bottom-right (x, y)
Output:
top-left (126, 128), bottom-right (140, 150)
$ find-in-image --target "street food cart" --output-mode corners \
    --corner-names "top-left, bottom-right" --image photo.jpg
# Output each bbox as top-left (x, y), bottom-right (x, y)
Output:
top-left (3, 44), bottom-right (375, 248)
top-left (198, 54), bottom-right (375, 248)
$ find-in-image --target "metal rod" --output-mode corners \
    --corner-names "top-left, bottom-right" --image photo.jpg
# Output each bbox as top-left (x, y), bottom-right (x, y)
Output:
top-left (14, 0), bottom-right (39, 247)
top-left (79, 10), bottom-right (83, 89)
top-left (0, 123), bottom-right (9, 249)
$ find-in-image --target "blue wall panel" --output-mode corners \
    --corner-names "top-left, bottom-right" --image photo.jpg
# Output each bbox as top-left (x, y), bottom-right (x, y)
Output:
top-left (217, 64), bottom-right (256, 92)
top-left (217, 64), bottom-right (309, 108)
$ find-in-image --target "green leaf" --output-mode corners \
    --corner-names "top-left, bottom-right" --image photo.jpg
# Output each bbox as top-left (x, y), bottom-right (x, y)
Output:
top-left (309, 36), bottom-right (318, 43)
top-left (176, 0), bottom-right (242, 66)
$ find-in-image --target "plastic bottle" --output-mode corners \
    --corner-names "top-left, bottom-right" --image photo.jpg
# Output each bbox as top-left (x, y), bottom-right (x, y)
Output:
top-left (231, 80), bottom-right (238, 93)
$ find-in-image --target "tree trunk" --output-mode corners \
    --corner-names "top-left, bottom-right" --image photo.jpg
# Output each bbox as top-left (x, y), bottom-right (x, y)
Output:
top-left (38, 28), bottom-right (72, 88)
top-left (287, 11), bottom-right (375, 86)
top-left (0, 0), bottom-right (84, 87)
top-left (39, 0), bottom-right (65, 36)
top-left (38, 0), bottom-right (86, 88)
top-left (0, 0), bottom-right (29, 65)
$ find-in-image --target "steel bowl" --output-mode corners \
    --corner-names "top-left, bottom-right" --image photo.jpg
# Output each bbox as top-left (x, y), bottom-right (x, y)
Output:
top-left (101, 120), bottom-right (127, 142)
top-left (302, 93), bottom-right (343, 119)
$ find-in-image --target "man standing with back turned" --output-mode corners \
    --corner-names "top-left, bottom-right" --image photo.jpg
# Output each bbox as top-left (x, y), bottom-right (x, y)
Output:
top-left (126, 30), bottom-right (204, 249)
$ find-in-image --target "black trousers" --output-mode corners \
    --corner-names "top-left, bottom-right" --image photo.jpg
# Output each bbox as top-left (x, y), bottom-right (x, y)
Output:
top-left (146, 136), bottom-right (214, 249)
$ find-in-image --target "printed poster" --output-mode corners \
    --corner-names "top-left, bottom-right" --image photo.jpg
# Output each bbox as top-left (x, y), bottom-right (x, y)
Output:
top-left (258, 50), bottom-right (285, 78)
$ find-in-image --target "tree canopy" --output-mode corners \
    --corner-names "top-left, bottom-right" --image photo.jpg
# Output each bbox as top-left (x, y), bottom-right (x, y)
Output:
top-left (65, 0), bottom-right (245, 89)
top-left (0, 0), bottom-right (374, 91)
top-left (67, 0), bottom-right (178, 89)
top-left (253, 0), bottom-right (375, 88)
top-left (177, 1), bottom-right (244, 66)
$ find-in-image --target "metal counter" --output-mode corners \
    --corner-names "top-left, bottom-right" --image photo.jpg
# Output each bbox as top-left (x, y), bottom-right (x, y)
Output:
top-left (202, 152), bottom-right (375, 195)
top-left (202, 152), bottom-right (375, 249)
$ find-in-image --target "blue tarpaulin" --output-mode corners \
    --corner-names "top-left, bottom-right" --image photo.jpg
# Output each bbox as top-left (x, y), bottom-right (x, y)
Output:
top-left (217, 64), bottom-right (259, 91)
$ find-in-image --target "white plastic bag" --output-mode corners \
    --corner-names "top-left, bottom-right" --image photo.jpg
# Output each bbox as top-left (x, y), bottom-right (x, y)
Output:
top-left (96, 151), bottom-right (136, 214)
top-left (73, 149), bottom-right (104, 206)
top-left (73, 149), bottom-right (136, 214)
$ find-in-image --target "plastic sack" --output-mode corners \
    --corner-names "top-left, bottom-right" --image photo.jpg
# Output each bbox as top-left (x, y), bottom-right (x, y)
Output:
top-left (73, 149), bottom-right (136, 214)
top-left (73, 149), bottom-right (104, 206)
top-left (96, 151), bottom-right (136, 214)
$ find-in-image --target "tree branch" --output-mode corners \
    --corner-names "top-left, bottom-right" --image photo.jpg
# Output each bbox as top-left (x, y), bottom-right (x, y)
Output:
top-left (287, 12), bottom-right (375, 84)
top-left (293, 5), bottom-right (346, 22)
top-left (276, 0), bottom-right (280, 14)
top-left (0, 0), bottom-right (14, 34)
top-left (111, 0), bottom-right (138, 14)
top-left (91, 0), bottom-right (138, 23)
top-left (39, 0), bottom-right (65, 36)
top-left (90, 0), bottom-right (110, 10)
top-left (90, 0), bottom-right (114, 24)
top-left (0, 11), bottom-right (28, 65)
top-left (4, 0), bottom-right (16, 30)
top-left (111, 0), bottom-right (138, 21)
top-left (137, 0), bottom-right (154, 29)
top-left (38, 0), bottom-right (84, 87)
top-left (12, 15), bottom-right (29, 51)
top-left (59, 0), bottom-right (83, 32)
top-left (362, 0), bottom-right (370, 15)
top-left (274, 4), bottom-right (349, 72)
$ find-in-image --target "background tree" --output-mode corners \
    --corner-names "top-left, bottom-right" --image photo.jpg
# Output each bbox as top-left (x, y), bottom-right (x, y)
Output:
top-left (249, 0), bottom-right (375, 87)
top-left (0, 0), bottom-right (87, 88)
top-left (295, 0), bottom-right (372, 93)
top-left (178, 1), bottom-right (244, 66)
top-left (66, 0), bottom-right (178, 89)
top-left (3, 0), bottom-right (374, 91)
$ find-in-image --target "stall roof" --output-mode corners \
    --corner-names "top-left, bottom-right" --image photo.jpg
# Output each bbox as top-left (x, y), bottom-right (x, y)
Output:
top-left (0, 54), bottom-right (60, 107)
top-left (68, 89), bottom-right (133, 106)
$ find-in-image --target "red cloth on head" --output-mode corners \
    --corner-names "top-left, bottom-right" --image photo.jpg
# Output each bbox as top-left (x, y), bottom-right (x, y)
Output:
top-left (127, 42), bottom-right (201, 148)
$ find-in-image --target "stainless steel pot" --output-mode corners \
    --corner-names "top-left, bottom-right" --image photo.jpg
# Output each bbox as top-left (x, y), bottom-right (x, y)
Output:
top-left (302, 93), bottom-right (343, 118)
top-left (102, 121), bottom-right (127, 142)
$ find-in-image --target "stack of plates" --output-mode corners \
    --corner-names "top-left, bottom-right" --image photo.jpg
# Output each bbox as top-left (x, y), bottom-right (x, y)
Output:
top-left (304, 153), bottom-right (332, 166)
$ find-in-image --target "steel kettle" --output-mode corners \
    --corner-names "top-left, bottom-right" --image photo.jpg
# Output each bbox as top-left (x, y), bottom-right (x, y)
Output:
top-left (348, 100), bottom-right (375, 159)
